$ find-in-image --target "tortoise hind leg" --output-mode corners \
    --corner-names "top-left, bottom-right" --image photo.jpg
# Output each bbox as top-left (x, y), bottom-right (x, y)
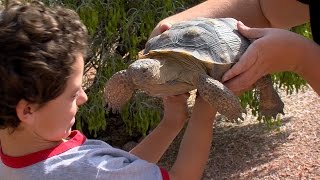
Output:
top-left (255, 75), bottom-right (284, 119)
top-left (196, 74), bottom-right (245, 121)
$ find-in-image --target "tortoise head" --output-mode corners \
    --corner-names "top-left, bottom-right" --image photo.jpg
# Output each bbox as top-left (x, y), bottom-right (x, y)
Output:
top-left (127, 58), bottom-right (162, 86)
top-left (104, 70), bottom-right (135, 111)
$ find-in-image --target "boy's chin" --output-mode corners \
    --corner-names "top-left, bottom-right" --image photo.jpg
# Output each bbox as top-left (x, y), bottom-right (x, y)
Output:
top-left (62, 130), bottom-right (72, 141)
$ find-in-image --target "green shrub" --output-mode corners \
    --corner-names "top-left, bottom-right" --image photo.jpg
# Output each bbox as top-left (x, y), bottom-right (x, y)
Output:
top-left (250, 23), bottom-right (311, 128)
top-left (41, 0), bottom-right (203, 137)
top-left (2, 0), bottom-right (311, 136)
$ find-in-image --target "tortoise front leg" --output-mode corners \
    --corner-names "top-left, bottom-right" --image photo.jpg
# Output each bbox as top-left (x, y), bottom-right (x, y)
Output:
top-left (255, 75), bottom-right (284, 119)
top-left (104, 70), bottom-right (135, 112)
top-left (196, 74), bottom-right (245, 121)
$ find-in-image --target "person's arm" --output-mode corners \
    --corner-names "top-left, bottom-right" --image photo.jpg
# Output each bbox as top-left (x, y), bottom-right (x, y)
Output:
top-left (130, 94), bottom-right (189, 163)
top-left (260, 0), bottom-right (309, 28)
top-left (130, 94), bottom-right (216, 180)
top-left (150, 0), bottom-right (309, 38)
top-left (168, 96), bottom-right (216, 180)
top-left (221, 21), bottom-right (320, 95)
top-left (296, 40), bottom-right (320, 95)
top-left (149, 0), bottom-right (268, 38)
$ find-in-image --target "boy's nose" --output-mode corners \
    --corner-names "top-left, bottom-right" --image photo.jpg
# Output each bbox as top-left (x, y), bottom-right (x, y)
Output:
top-left (77, 88), bottom-right (88, 105)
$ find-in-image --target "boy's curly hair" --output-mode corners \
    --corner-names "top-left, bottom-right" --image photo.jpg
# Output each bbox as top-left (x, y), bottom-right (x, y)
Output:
top-left (0, 0), bottom-right (88, 129)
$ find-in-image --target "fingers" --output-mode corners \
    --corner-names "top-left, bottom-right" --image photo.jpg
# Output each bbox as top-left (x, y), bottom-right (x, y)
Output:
top-left (148, 22), bottom-right (172, 40)
top-left (222, 44), bottom-right (258, 82)
top-left (180, 92), bottom-right (191, 99)
top-left (222, 21), bottom-right (267, 83)
top-left (237, 21), bottom-right (265, 40)
top-left (224, 65), bottom-right (260, 93)
top-left (193, 94), bottom-right (216, 113)
top-left (222, 22), bottom-right (264, 83)
top-left (163, 92), bottom-right (190, 102)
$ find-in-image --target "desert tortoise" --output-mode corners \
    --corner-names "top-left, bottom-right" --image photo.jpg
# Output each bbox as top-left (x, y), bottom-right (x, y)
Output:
top-left (104, 17), bottom-right (284, 120)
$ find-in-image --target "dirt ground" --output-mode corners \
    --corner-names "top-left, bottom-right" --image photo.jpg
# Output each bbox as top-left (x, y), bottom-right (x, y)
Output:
top-left (157, 86), bottom-right (320, 179)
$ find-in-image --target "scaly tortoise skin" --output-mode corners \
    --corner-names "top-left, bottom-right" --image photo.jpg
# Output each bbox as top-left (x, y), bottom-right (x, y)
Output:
top-left (104, 18), bottom-right (284, 120)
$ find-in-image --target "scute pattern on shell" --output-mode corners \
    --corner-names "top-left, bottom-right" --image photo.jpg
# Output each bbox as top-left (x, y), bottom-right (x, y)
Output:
top-left (104, 17), bottom-right (284, 121)
top-left (144, 18), bottom-right (250, 65)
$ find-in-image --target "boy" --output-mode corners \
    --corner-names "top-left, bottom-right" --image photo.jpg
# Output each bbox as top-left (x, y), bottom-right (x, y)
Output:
top-left (0, 1), bottom-right (216, 179)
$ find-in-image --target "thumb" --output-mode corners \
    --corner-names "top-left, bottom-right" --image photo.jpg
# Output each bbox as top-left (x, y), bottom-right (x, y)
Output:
top-left (221, 22), bottom-right (264, 82)
top-left (148, 22), bottom-right (172, 40)
top-left (237, 21), bottom-right (265, 39)
top-left (222, 44), bottom-right (258, 82)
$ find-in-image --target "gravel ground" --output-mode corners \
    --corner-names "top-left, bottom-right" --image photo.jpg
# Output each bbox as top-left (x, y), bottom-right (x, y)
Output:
top-left (157, 86), bottom-right (320, 179)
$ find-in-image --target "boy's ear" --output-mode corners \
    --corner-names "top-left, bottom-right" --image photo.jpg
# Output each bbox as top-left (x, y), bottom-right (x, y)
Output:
top-left (16, 99), bottom-right (35, 125)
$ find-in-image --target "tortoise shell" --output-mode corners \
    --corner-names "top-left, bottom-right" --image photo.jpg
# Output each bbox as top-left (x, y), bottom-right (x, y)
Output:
top-left (143, 18), bottom-right (250, 67)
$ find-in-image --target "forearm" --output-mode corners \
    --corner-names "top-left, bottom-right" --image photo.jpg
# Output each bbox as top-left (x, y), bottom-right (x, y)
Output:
top-left (260, 0), bottom-right (309, 28)
top-left (296, 42), bottom-right (320, 95)
top-left (169, 100), bottom-right (217, 180)
top-left (161, 0), bottom-right (270, 28)
top-left (130, 118), bottom-right (184, 163)
top-left (160, 0), bottom-right (309, 29)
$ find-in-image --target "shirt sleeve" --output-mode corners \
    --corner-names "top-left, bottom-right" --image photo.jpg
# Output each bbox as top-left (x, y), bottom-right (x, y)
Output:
top-left (67, 139), bottom-right (168, 180)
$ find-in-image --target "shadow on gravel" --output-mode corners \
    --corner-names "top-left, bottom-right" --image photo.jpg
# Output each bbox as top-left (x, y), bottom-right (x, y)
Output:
top-left (157, 116), bottom-right (294, 180)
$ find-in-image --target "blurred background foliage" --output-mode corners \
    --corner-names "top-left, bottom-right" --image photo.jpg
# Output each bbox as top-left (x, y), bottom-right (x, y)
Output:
top-left (41, 0), bottom-right (204, 138)
top-left (0, 0), bottom-right (311, 138)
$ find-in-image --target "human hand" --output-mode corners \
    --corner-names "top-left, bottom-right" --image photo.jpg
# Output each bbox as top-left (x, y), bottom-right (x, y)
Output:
top-left (148, 21), bottom-right (172, 39)
top-left (162, 93), bottom-right (190, 129)
top-left (129, 93), bottom-right (189, 162)
top-left (222, 21), bottom-right (308, 94)
top-left (192, 95), bottom-right (216, 118)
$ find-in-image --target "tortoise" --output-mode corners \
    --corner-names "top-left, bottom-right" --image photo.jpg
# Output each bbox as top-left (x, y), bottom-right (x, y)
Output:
top-left (104, 17), bottom-right (284, 120)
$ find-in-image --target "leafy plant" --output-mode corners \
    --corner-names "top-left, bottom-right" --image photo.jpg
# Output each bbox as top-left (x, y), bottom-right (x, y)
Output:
top-left (3, 0), bottom-right (311, 136)
top-left (44, 0), bottom-right (203, 137)
top-left (255, 23), bottom-right (311, 128)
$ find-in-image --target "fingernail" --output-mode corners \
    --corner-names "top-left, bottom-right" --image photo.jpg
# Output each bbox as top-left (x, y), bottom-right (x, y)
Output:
top-left (222, 75), bottom-right (229, 82)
